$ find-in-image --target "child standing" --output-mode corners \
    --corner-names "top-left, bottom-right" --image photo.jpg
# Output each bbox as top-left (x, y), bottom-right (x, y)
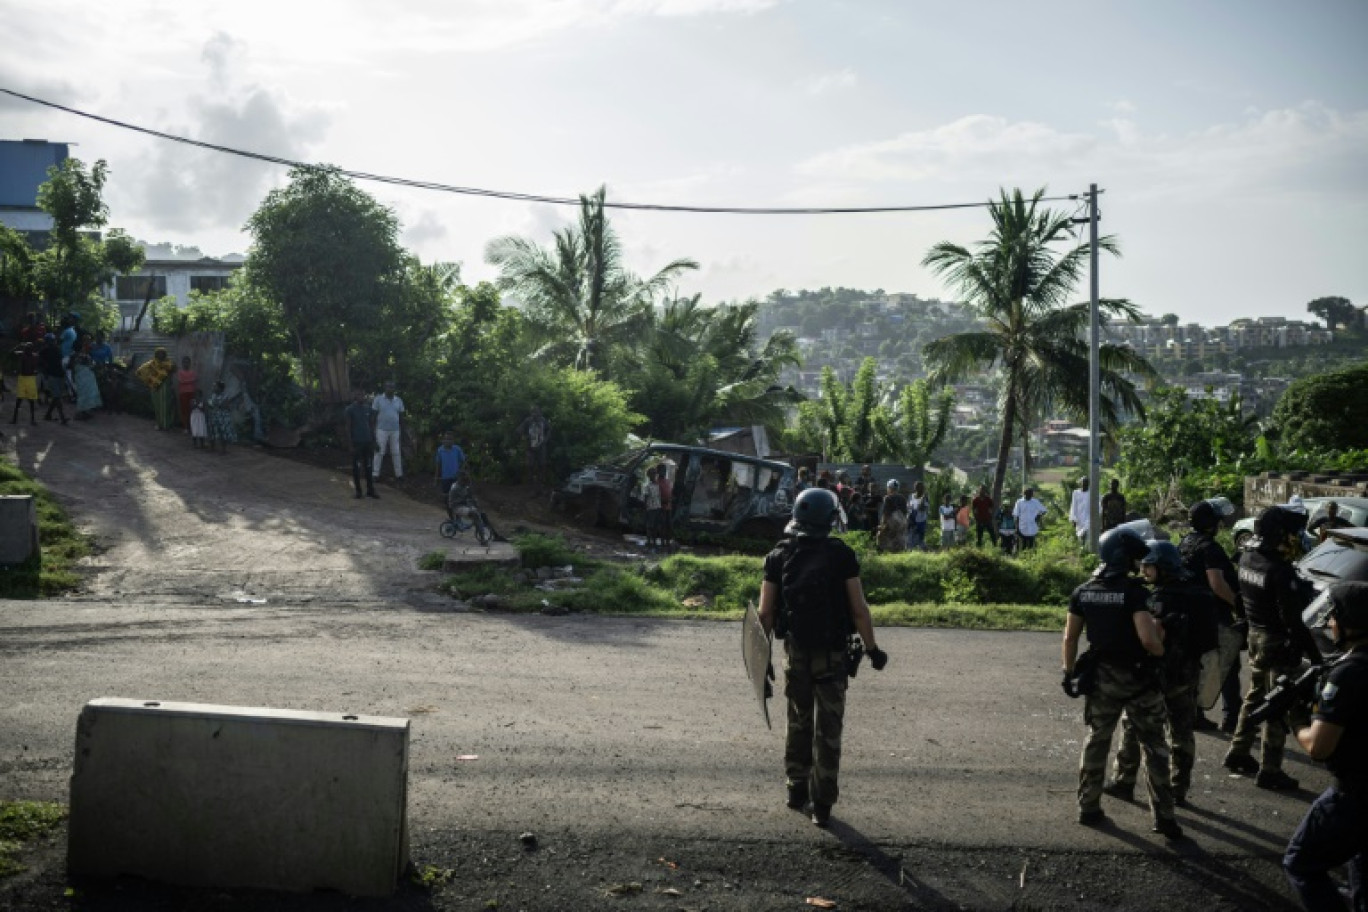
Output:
top-left (189, 393), bottom-right (208, 448)
top-left (10, 342), bottom-right (38, 426)
top-left (938, 494), bottom-right (958, 549)
top-left (206, 381), bottom-right (236, 452)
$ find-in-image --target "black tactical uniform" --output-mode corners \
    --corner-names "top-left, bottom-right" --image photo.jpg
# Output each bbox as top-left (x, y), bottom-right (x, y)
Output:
top-left (1112, 570), bottom-right (1219, 804)
top-left (1066, 531), bottom-right (1179, 836)
top-left (1284, 582), bottom-right (1368, 910)
top-left (1180, 511), bottom-right (1243, 729)
top-left (1225, 509), bottom-right (1317, 789)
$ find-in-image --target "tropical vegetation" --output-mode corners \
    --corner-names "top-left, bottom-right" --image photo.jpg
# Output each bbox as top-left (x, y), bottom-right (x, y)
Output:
top-left (921, 188), bottom-right (1156, 508)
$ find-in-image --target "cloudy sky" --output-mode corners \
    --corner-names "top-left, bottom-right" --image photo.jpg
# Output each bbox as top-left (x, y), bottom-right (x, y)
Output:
top-left (3, 0), bottom-right (1365, 324)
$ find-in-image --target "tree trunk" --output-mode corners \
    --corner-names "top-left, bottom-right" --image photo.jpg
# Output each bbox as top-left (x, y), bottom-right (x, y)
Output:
top-left (991, 393), bottom-right (1017, 511)
top-left (319, 345), bottom-right (350, 404)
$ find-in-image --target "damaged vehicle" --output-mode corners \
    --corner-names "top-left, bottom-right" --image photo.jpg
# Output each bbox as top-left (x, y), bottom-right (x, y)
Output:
top-left (556, 444), bottom-right (795, 541)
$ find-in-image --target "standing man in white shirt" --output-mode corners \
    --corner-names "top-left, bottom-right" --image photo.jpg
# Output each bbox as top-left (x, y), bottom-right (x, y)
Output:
top-left (1013, 487), bottom-right (1048, 551)
top-left (372, 380), bottom-right (406, 481)
top-left (1069, 477), bottom-right (1091, 544)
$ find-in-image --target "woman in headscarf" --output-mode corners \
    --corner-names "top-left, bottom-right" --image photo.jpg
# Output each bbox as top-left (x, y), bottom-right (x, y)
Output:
top-left (72, 353), bottom-right (102, 419)
top-left (136, 347), bottom-right (177, 430)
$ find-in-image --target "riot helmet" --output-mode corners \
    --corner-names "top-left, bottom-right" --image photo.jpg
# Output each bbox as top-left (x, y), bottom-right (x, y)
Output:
top-left (1254, 505), bottom-right (1305, 558)
top-left (1189, 497), bottom-right (1234, 533)
top-left (1141, 541), bottom-right (1185, 579)
top-left (1097, 527), bottom-right (1150, 577)
top-left (1303, 581), bottom-right (1368, 653)
top-left (785, 487), bottom-right (839, 538)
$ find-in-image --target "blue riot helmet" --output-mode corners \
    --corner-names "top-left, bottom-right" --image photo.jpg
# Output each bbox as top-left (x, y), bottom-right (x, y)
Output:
top-left (1141, 540), bottom-right (1186, 580)
top-left (1097, 527), bottom-right (1150, 577)
top-left (786, 487), bottom-right (839, 538)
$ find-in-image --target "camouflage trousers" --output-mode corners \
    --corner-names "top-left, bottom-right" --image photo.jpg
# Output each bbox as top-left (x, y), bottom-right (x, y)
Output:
top-left (1112, 674), bottom-right (1198, 800)
top-left (1078, 661), bottom-right (1176, 824)
top-left (1228, 628), bottom-right (1299, 773)
top-left (783, 639), bottom-right (849, 807)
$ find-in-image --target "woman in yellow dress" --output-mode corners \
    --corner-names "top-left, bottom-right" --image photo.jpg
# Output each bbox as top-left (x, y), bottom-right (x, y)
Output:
top-left (135, 347), bottom-right (177, 430)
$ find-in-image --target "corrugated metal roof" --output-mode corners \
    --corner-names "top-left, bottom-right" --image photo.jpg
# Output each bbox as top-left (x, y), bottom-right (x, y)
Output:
top-left (0, 140), bottom-right (70, 208)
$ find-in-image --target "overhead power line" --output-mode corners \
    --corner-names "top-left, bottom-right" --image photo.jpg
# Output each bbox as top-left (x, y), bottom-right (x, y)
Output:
top-left (2, 86), bottom-right (1080, 215)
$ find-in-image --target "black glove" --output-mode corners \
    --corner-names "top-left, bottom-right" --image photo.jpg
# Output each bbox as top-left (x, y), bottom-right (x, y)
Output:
top-left (868, 647), bottom-right (888, 671)
top-left (764, 661), bottom-right (775, 699)
top-left (1061, 670), bottom-right (1079, 698)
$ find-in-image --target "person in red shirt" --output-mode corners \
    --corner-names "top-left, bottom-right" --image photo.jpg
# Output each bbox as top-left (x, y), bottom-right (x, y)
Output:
top-left (176, 356), bottom-right (198, 432)
top-left (971, 485), bottom-right (997, 548)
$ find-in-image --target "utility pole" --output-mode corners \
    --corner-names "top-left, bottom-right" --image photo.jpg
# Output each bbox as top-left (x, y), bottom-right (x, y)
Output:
top-left (1087, 184), bottom-right (1102, 553)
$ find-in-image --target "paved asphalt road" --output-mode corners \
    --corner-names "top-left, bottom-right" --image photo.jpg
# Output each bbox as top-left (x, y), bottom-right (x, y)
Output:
top-left (0, 414), bottom-right (1328, 910)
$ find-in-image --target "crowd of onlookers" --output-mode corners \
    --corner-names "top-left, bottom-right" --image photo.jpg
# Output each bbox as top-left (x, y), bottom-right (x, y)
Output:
top-left (790, 464), bottom-right (1132, 558)
top-left (5, 311), bottom-right (237, 450)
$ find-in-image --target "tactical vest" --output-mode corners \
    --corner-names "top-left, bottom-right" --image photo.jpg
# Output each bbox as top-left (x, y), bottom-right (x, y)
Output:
top-left (777, 539), bottom-right (852, 650)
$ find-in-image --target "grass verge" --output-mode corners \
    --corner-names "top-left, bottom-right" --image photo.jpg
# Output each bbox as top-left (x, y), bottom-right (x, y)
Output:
top-left (437, 532), bottom-right (1080, 631)
top-left (0, 801), bottom-right (67, 878)
top-left (0, 459), bottom-right (92, 598)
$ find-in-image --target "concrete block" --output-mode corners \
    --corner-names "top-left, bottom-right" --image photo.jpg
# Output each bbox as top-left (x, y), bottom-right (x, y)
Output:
top-left (69, 698), bottom-right (410, 897)
top-left (0, 495), bottom-right (37, 564)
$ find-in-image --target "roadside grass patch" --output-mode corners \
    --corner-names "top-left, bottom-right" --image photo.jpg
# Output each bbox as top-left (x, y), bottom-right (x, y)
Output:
top-left (0, 460), bottom-right (91, 598)
top-left (0, 801), bottom-right (67, 878)
top-left (510, 532), bottom-right (582, 570)
top-left (418, 551), bottom-right (447, 572)
top-left (874, 602), bottom-right (1066, 631)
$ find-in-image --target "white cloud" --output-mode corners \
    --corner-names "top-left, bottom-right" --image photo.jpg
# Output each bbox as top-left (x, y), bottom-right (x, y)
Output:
top-left (800, 68), bottom-right (858, 96)
top-left (794, 104), bottom-right (1368, 203)
top-left (111, 37), bottom-right (330, 237)
top-left (796, 115), bottom-right (1096, 183)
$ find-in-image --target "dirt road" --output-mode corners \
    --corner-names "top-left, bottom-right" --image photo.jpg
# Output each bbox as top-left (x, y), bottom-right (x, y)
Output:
top-left (0, 414), bottom-right (1324, 910)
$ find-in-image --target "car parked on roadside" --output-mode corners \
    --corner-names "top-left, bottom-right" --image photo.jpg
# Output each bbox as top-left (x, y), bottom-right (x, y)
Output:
top-left (1233, 496), bottom-right (1368, 550)
top-left (555, 443), bottom-right (795, 541)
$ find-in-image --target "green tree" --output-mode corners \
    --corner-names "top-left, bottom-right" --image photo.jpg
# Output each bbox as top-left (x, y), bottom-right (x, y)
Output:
top-left (1114, 386), bottom-right (1259, 506)
top-left (485, 186), bottom-right (697, 376)
top-left (625, 295), bottom-right (801, 443)
top-left (245, 166), bottom-right (406, 401)
top-left (792, 358), bottom-right (899, 463)
top-left (1270, 362), bottom-right (1368, 453)
top-left (888, 378), bottom-right (954, 473)
top-left (0, 224), bottom-right (37, 309)
top-left (922, 187), bottom-right (1155, 508)
top-left (1306, 295), bottom-right (1357, 331)
top-left (31, 158), bottom-right (144, 325)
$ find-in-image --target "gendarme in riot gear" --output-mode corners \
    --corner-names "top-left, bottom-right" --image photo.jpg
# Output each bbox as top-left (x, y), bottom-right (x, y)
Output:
top-left (1224, 506), bottom-right (1320, 791)
top-left (1107, 541), bottom-right (1220, 806)
top-left (1284, 581), bottom-right (1368, 910)
top-left (1179, 496), bottom-right (1244, 732)
top-left (1062, 528), bottom-right (1183, 839)
top-left (757, 488), bottom-right (887, 828)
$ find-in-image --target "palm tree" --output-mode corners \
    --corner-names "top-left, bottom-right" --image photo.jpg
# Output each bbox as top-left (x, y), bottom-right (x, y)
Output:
top-left (486, 186), bottom-right (697, 376)
top-left (923, 188), bottom-right (1156, 508)
top-left (632, 294), bottom-right (802, 442)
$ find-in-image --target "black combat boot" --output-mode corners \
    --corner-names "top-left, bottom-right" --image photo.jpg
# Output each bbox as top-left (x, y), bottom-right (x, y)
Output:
top-left (810, 803), bottom-right (832, 828)
top-left (1101, 780), bottom-right (1135, 802)
top-left (786, 781), bottom-right (809, 811)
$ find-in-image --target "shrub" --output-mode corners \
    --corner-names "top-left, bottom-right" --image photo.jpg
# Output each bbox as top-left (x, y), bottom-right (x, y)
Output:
top-left (511, 532), bottom-right (579, 569)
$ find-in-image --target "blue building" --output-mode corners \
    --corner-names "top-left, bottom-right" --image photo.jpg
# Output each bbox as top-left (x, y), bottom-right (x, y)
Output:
top-left (0, 138), bottom-right (70, 245)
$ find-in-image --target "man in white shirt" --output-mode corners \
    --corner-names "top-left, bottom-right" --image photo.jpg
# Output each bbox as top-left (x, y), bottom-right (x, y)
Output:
top-left (1069, 477), bottom-right (1091, 543)
top-left (372, 381), bottom-right (405, 481)
top-left (1013, 487), bottom-right (1048, 551)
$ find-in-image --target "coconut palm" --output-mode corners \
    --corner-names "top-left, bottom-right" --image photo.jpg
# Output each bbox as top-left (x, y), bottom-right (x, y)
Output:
top-left (631, 294), bottom-right (802, 442)
top-left (923, 188), bottom-right (1156, 508)
top-left (485, 186), bottom-right (697, 376)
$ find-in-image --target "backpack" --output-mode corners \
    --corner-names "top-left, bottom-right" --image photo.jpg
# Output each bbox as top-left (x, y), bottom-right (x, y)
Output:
top-left (777, 539), bottom-right (851, 650)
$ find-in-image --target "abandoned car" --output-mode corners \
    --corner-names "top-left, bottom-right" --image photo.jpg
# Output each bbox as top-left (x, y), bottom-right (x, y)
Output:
top-left (556, 444), bottom-right (795, 540)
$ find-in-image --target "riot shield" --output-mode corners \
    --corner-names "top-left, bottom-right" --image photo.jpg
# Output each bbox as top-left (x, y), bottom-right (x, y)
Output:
top-left (742, 601), bottom-right (773, 729)
top-left (1198, 624), bottom-right (1244, 710)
